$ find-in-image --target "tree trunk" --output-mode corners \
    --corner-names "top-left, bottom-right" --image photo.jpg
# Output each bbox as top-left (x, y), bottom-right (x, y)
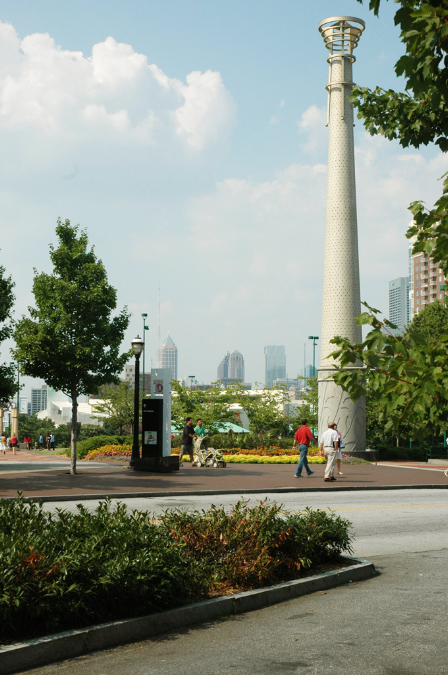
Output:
top-left (71, 389), bottom-right (78, 475)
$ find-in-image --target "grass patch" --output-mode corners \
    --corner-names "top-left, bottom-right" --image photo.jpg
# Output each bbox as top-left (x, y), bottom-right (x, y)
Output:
top-left (0, 498), bottom-right (353, 641)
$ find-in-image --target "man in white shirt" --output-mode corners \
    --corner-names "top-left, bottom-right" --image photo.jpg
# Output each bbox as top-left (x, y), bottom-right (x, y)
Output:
top-left (319, 422), bottom-right (339, 482)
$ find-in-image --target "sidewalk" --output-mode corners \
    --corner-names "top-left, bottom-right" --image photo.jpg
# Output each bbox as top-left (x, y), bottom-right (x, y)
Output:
top-left (0, 451), bottom-right (447, 500)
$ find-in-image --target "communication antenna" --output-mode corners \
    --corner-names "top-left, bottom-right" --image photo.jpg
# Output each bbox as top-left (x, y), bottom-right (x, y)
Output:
top-left (158, 283), bottom-right (161, 367)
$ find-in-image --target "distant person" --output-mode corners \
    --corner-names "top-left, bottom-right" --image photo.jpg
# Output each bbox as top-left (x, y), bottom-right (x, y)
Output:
top-left (319, 422), bottom-right (339, 482)
top-left (0, 434), bottom-right (6, 454)
top-left (180, 417), bottom-right (196, 464)
top-left (194, 419), bottom-right (207, 437)
top-left (39, 434), bottom-right (44, 450)
top-left (334, 424), bottom-right (345, 475)
top-left (292, 418), bottom-right (316, 477)
top-left (46, 434), bottom-right (51, 450)
top-left (11, 435), bottom-right (18, 455)
top-left (50, 433), bottom-right (55, 450)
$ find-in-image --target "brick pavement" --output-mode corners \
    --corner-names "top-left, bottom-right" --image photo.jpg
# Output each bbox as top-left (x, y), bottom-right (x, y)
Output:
top-left (0, 452), bottom-right (447, 499)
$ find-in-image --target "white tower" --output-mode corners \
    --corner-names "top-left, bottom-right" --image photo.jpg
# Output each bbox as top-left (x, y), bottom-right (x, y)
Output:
top-left (317, 16), bottom-right (366, 452)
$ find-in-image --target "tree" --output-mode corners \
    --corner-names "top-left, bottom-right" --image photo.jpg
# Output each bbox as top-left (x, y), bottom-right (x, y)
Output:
top-left (407, 298), bottom-right (448, 347)
top-left (13, 219), bottom-right (130, 474)
top-left (171, 381), bottom-right (238, 434)
top-left (93, 381), bottom-right (134, 435)
top-left (0, 257), bottom-right (17, 406)
top-left (295, 377), bottom-right (318, 431)
top-left (230, 385), bottom-right (291, 436)
top-left (354, 0), bottom-right (448, 271)
top-left (330, 303), bottom-right (448, 441)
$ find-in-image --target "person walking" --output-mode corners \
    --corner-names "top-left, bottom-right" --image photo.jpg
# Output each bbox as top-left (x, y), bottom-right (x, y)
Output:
top-left (39, 434), bottom-right (44, 450)
top-left (319, 422), bottom-right (339, 482)
top-left (50, 433), bottom-right (55, 450)
top-left (180, 417), bottom-right (197, 464)
top-left (194, 419), bottom-right (207, 437)
top-left (0, 433), bottom-right (6, 454)
top-left (11, 434), bottom-right (18, 455)
top-left (334, 424), bottom-right (345, 475)
top-left (293, 418), bottom-right (316, 477)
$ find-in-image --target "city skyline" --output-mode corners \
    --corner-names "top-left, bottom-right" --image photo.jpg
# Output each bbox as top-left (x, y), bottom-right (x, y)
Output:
top-left (0, 1), bottom-right (443, 399)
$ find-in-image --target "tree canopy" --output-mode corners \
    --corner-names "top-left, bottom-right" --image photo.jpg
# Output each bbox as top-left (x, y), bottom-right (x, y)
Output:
top-left (93, 381), bottom-right (134, 435)
top-left (354, 0), bottom-right (448, 271)
top-left (0, 257), bottom-right (17, 407)
top-left (13, 219), bottom-right (130, 473)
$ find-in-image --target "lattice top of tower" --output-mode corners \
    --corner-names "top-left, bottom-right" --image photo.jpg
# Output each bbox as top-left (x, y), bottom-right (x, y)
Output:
top-left (318, 17), bottom-right (365, 59)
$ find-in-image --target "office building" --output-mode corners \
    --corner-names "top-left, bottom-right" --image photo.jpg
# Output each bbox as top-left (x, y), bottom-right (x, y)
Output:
top-left (217, 350), bottom-right (245, 384)
top-left (159, 333), bottom-right (178, 380)
top-left (122, 364), bottom-right (151, 391)
top-left (217, 352), bottom-right (230, 380)
top-left (409, 240), bottom-right (447, 318)
top-left (389, 277), bottom-right (410, 335)
top-left (31, 385), bottom-right (47, 415)
top-left (264, 346), bottom-right (286, 387)
top-left (228, 350), bottom-right (245, 381)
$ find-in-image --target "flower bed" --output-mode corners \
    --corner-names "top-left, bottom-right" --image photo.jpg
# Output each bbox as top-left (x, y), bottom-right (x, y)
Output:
top-left (85, 444), bottom-right (361, 464)
top-left (224, 454), bottom-right (326, 464)
top-left (85, 445), bottom-right (132, 461)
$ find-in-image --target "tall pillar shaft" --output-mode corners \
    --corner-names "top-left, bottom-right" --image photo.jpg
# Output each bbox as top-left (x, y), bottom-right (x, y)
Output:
top-left (11, 407), bottom-right (19, 440)
top-left (318, 17), bottom-right (366, 452)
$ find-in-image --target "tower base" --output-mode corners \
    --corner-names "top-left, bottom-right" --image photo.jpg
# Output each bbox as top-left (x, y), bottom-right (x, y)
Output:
top-left (130, 456), bottom-right (180, 472)
top-left (318, 367), bottom-right (366, 453)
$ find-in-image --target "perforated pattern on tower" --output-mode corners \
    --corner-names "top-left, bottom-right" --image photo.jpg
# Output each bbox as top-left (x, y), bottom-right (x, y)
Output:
top-left (318, 16), bottom-right (365, 364)
top-left (317, 16), bottom-right (366, 452)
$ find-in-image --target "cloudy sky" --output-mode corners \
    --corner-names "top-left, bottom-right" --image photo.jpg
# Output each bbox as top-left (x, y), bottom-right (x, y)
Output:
top-left (0, 0), bottom-right (446, 398)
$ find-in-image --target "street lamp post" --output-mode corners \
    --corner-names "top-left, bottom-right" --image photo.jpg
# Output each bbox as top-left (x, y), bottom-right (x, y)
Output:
top-left (308, 336), bottom-right (319, 376)
top-left (141, 313), bottom-right (148, 398)
top-left (10, 361), bottom-right (19, 409)
top-left (130, 335), bottom-right (145, 467)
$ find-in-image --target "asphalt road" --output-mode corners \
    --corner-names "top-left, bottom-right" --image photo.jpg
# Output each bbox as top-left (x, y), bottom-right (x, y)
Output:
top-left (19, 490), bottom-right (448, 675)
top-left (43, 488), bottom-right (448, 557)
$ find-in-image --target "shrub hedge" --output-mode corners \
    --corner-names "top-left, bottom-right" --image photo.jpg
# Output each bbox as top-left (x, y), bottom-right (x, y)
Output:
top-left (375, 445), bottom-right (427, 462)
top-left (63, 435), bottom-right (133, 459)
top-left (0, 498), bottom-right (353, 640)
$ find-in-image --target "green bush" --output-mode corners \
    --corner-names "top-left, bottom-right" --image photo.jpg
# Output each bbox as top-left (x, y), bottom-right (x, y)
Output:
top-left (375, 445), bottom-right (427, 462)
top-left (63, 435), bottom-right (133, 459)
top-left (0, 498), bottom-right (353, 639)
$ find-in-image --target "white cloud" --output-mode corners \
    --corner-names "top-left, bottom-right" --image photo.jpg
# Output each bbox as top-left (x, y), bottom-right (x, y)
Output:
top-left (297, 104), bottom-right (327, 154)
top-left (0, 21), bottom-right (236, 150)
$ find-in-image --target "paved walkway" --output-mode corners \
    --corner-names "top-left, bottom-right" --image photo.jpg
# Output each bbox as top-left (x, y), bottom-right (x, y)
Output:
top-left (0, 450), bottom-right (447, 499)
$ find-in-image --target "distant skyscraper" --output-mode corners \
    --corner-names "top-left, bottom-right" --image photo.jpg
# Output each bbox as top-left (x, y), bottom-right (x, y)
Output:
top-left (31, 385), bottom-right (47, 415)
top-left (217, 352), bottom-right (230, 381)
top-left (389, 277), bottom-right (409, 335)
top-left (409, 235), bottom-right (447, 319)
top-left (228, 350), bottom-right (244, 381)
top-left (159, 333), bottom-right (178, 380)
top-left (264, 346), bottom-right (286, 387)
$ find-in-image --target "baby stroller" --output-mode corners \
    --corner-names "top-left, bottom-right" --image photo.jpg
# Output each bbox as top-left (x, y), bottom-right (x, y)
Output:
top-left (193, 436), bottom-right (226, 468)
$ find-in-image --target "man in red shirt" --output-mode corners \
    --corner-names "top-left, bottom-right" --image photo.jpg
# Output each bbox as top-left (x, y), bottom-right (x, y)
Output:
top-left (293, 418), bottom-right (317, 477)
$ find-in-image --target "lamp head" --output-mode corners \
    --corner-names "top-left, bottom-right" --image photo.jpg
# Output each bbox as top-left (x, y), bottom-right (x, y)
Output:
top-left (131, 335), bottom-right (145, 356)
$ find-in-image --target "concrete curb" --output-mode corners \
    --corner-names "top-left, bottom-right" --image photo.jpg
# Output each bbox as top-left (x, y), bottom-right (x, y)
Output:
top-left (2, 483), bottom-right (447, 503)
top-left (0, 557), bottom-right (375, 675)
